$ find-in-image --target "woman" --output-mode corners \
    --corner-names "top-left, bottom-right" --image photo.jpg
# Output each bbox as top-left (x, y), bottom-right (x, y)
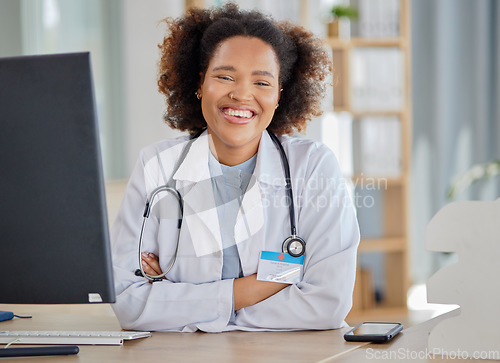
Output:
top-left (111, 3), bottom-right (360, 332)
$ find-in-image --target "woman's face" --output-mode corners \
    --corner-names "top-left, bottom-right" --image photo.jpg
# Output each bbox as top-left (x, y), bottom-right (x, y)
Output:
top-left (198, 36), bottom-right (281, 166)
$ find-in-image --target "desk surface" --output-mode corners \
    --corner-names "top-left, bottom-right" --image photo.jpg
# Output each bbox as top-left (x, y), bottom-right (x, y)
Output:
top-left (0, 304), bottom-right (496, 362)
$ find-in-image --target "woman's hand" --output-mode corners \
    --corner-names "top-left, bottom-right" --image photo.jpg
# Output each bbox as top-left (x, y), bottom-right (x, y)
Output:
top-left (233, 274), bottom-right (288, 311)
top-left (141, 252), bottom-right (166, 281)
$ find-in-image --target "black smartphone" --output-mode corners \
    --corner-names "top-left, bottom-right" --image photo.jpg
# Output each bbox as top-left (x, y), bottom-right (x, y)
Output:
top-left (344, 322), bottom-right (403, 343)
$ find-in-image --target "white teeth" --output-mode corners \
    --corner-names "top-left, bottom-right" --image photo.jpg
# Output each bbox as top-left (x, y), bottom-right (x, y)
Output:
top-left (224, 108), bottom-right (253, 118)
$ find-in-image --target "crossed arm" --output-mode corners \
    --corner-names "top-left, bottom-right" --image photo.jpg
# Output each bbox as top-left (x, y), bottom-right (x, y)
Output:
top-left (141, 252), bottom-right (288, 311)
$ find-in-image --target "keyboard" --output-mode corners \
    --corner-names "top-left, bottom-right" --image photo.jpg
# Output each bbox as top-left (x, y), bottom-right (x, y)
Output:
top-left (0, 330), bottom-right (151, 346)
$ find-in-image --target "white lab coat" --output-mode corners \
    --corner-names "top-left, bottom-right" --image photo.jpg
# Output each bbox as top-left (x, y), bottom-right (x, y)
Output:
top-left (111, 130), bottom-right (360, 332)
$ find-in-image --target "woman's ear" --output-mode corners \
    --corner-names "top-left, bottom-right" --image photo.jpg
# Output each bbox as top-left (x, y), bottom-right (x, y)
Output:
top-left (276, 87), bottom-right (283, 108)
top-left (197, 72), bottom-right (205, 99)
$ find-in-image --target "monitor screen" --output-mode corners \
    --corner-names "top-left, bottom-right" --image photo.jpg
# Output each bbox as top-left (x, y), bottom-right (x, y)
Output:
top-left (0, 52), bottom-right (115, 304)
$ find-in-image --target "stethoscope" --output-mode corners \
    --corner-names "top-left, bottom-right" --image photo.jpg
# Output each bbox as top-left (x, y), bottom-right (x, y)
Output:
top-left (135, 130), bottom-right (306, 282)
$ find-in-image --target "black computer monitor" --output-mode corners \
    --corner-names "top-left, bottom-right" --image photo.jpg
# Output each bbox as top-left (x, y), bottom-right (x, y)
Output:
top-left (0, 52), bottom-right (115, 304)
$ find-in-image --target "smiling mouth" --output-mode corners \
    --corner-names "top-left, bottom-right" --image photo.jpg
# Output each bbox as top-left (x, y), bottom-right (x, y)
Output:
top-left (222, 108), bottom-right (255, 119)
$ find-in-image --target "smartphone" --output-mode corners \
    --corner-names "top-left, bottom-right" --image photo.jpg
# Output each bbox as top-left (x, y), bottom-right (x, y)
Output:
top-left (344, 322), bottom-right (403, 343)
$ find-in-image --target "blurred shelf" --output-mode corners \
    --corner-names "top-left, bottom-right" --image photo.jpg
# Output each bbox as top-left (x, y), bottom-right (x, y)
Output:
top-left (351, 174), bottom-right (406, 187)
top-left (351, 110), bottom-right (405, 118)
top-left (326, 37), bottom-right (407, 49)
top-left (358, 237), bottom-right (407, 253)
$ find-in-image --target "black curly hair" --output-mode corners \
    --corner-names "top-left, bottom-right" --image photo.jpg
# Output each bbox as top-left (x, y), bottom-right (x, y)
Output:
top-left (158, 3), bottom-right (332, 135)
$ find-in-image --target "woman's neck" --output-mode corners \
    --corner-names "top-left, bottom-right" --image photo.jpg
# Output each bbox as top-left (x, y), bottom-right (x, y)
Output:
top-left (207, 134), bottom-right (259, 166)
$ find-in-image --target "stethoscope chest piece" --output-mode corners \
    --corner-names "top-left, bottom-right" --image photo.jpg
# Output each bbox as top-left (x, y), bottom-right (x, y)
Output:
top-left (282, 235), bottom-right (306, 258)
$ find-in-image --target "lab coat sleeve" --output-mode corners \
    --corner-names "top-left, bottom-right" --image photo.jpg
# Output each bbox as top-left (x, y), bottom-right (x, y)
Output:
top-left (235, 143), bottom-right (360, 330)
top-left (110, 155), bottom-right (234, 332)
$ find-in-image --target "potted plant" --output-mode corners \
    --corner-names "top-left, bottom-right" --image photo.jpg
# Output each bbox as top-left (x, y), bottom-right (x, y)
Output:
top-left (447, 160), bottom-right (500, 200)
top-left (328, 5), bottom-right (359, 39)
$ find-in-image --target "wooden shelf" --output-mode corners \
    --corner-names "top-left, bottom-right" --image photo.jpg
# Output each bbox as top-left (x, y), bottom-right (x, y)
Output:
top-left (326, 37), bottom-right (407, 49)
top-left (325, 0), bottom-right (412, 314)
top-left (351, 174), bottom-right (406, 187)
top-left (358, 237), bottom-right (407, 253)
top-left (334, 109), bottom-right (405, 118)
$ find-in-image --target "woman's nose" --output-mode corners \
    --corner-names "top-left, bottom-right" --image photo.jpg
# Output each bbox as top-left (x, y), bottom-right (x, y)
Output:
top-left (230, 82), bottom-right (253, 101)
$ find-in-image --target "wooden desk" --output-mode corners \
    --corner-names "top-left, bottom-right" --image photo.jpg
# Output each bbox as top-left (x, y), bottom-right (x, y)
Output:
top-left (1, 305), bottom-right (497, 362)
top-left (0, 304), bottom-right (358, 362)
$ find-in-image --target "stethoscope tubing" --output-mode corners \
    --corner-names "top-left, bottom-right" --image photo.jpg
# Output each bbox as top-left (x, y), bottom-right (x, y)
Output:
top-left (137, 186), bottom-right (183, 282)
top-left (267, 131), bottom-right (297, 237)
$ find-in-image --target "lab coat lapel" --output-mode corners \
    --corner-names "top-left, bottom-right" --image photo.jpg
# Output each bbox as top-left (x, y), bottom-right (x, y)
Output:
top-left (253, 131), bottom-right (287, 189)
top-left (174, 132), bottom-right (224, 257)
top-left (235, 131), bottom-right (286, 242)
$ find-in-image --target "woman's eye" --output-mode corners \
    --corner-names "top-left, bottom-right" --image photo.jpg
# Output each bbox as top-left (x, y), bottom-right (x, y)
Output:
top-left (217, 76), bottom-right (233, 81)
top-left (255, 82), bottom-right (270, 87)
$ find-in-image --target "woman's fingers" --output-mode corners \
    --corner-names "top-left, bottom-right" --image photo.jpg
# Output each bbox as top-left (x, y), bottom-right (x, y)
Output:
top-left (141, 252), bottom-right (163, 276)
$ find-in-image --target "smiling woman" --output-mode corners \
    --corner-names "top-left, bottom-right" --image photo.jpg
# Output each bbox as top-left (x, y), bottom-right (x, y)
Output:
top-left (110, 3), bottom-right (360, 333)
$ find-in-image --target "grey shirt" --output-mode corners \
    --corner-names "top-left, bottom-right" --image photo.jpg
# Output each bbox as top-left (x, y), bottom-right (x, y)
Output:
top-left (208, 151), bottom-right (257, 280)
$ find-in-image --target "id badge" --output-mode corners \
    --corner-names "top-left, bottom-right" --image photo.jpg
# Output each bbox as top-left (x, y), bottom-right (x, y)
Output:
top-left (256, 251), bottom-right (304, 284)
